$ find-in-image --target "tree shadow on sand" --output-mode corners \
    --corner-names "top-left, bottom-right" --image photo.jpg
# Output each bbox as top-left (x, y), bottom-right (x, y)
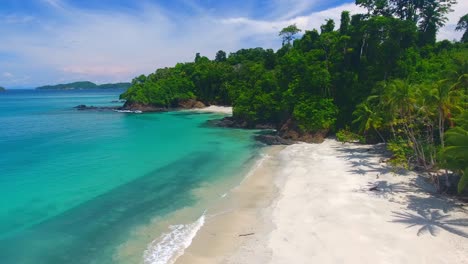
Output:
top-left (334, 145), bottom-right (408, 176)
top-left (355, 180), bottom-right (413, 195)
top-left (334, 143), bottom-right (468, 238)
top-left (368, 181), bottom-right (413, 193)
top-left (391, 210), bottom-right (468, 238)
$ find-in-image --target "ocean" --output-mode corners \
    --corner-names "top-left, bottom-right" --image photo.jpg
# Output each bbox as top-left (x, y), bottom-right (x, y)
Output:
top-left (0, 89), bottom-right (262, 264)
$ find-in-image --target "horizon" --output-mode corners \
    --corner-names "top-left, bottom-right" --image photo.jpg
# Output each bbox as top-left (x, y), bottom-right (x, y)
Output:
top-left (0, 0), bottom-right (467, 89)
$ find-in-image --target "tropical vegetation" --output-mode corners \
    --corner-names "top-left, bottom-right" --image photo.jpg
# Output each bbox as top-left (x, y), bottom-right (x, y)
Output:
top-left (121, 1), bottom-right (467, 193)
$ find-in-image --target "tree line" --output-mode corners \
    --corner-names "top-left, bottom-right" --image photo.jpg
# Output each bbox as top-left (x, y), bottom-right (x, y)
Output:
top-left (121, 0), bottom-right (467, 193)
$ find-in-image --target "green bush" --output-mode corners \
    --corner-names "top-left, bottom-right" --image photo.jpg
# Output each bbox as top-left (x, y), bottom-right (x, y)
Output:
top-left (293, 97), bottom-right (338, 133)
top-left (336, 127), bottom-right (365, 143)
top-left (387, 139), bottom-right (413, 169)
top-left (441, 111), bottom-right (468, 193)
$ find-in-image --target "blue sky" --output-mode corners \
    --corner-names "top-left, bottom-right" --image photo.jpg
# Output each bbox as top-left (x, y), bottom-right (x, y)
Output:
top-left (0, 0), bottom-right (466, 88)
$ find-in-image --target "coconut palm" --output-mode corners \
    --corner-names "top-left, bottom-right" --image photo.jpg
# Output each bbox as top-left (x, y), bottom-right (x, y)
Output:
top-left (430, 77), bottom-right (464, 148)
top-left (352, 96), bottom-right (385, 142)
top-left (442, 111), bottom-right (468, 193)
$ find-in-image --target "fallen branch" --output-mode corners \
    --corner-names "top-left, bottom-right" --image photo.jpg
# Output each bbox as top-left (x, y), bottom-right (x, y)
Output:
top-left (238, 233), bottom-right (255, 237)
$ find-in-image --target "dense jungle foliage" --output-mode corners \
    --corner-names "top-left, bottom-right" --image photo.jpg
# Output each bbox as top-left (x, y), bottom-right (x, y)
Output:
top-left (121, 0), bottom-right (467, 193)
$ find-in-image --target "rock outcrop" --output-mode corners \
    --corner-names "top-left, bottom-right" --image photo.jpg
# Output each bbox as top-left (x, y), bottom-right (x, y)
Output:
top-left (208, 117), bottom-right (275, 129)
top-left (74, 105), bottom-right (116, 111)
top-left (177, 99), bottom-right (206, 109)
top-left (122, 102), bottom-right (167, 112)
top-left (254, 134), bottom-right (295, 145)
top-left (121, 99), bottom-right (206, 112)
top-left (278, 119), bottom-right (328, 143)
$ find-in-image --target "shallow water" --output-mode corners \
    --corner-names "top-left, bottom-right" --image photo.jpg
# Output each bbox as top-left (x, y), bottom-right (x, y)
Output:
top-left (0, 89), bottom-right (260, 263)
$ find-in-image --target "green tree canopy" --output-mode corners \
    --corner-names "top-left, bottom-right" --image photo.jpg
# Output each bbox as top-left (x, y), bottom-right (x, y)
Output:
top-left (456, 14), bottom-right (468, 43)
top-left (279, 24), bottom-right (302, 46)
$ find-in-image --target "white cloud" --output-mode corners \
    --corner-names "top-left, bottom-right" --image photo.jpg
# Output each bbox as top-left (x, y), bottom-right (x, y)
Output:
top-left (1, 14), bottom-right (35, 24)
top-left (438, 1), bottom-right (468, 41)
top-left (0, 1), bottom-right (465, 87)
top-left (2, 72), bottom-right (13, 78)
top-left (271, 0), bottom-right (321, 20)
top-left (41, 0), bottom-right (65, 10)
top-left (221, 3), bottom-right (364, 48)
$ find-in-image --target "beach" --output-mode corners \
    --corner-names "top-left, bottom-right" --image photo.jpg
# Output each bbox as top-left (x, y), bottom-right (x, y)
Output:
top-left (177, 139), bottom-right (468, 264)
top-left (189, 106), bottom-right (233, 115)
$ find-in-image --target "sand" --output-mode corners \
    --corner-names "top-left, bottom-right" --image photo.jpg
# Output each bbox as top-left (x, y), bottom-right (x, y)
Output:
top-left (175, 146), bottom-right (283, 264)
top-left (176, 139), bottom-right (468, 264)
top-left (190, 106), bottom-right (233, 115)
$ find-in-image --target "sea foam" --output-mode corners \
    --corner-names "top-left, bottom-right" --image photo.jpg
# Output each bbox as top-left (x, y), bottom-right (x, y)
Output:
top-left (143, 212), bottom-right (205, 264)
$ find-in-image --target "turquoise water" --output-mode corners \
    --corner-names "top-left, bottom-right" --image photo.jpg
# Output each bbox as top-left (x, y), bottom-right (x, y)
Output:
top-left (0, 89), bottom-right (260, 264)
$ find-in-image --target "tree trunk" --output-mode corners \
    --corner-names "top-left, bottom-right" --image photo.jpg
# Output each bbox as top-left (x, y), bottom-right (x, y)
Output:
top-left (438, 108), bottom-right (445, 148)
top-left (374, 127), bottom-right (386, 143)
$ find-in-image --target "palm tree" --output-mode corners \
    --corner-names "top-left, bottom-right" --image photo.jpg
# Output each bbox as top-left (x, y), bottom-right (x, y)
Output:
top-left (455, 14), bottom-right (468, 43)
top-left (382, 79), bottom-right (432, 168)
top-left (430, 77), bottom-right (464, 148)
top-left (442, 111), bottom-right (468, 193)
top-left (352, 97), bottom-right (385, 142)
top-left (383, 79), bottom-right (416, 118)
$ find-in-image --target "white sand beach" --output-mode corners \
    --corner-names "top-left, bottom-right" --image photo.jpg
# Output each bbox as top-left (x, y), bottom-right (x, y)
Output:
top-left (190, 106), bottom-right (233, 115)
top-left (177, 139), bottom-right (468, 264)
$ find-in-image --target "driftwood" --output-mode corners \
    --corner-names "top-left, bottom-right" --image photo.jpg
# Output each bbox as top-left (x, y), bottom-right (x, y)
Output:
top-left (238, 233), bottom-right (255, 237)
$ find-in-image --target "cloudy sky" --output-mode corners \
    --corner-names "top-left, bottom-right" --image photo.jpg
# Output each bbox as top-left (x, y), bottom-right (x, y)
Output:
top-left (0, 0), bottom-right (466, 88)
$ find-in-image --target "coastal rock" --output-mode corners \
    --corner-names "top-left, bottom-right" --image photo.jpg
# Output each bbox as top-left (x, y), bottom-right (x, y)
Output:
top-left (210, 116), bottom-right (325, 143)
top-left (178, 99), bottom-right (206, 109)
top-left (122, 102), bottom-right (167, 112)
top-left (254, 134), bottom-right (295, 145)
top-left (279, 118), bottom-right (328, 143)
top-left (74, 104), bottom-right (98, 110)
top-left (209, 117), bottom-right (275, 129)
top-left (73, 105), bottom-right (116, 111)
top-left (207, 117), bottom-right (246, 128)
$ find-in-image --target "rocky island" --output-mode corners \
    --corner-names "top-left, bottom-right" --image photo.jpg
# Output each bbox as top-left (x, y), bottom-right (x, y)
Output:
top-left (36, 81), bottom-right (131, 90)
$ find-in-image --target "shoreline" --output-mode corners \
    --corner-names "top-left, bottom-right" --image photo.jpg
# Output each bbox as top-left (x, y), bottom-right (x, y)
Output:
top-left (176, 139), bottom-right (468, 263)
top-left (188, 106), bottom-right (233, 115)
top-left (174, 145), bottom-right (284, 264)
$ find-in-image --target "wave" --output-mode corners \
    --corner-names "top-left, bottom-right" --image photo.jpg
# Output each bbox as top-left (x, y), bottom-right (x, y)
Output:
top-left (142, 150), bottom-right (269, 264)
top-left (236, 153), bottom-right (270, 188)
top-left (143, 212), bottom-right (206, 264)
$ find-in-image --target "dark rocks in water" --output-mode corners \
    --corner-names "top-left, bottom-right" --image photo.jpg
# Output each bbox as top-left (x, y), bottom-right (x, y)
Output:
top-left (121, 99), bottom-right (206, 113)
top-left (207, 117), bottom-right (291, 145)
top-left (209, 117), bottom-right (275, 129)
top-left (207, 117), bottom-right (244, 128)
top-left (74, 104), bottom-right (98, 110)
top-left (73, 105), bottom-right (115, 111)
top-left (122, 102), bottom-right (167, 112)
top-left (278, 118), bottom-right (328, 143)
top-left (255, 134), bottom-right (295, 145)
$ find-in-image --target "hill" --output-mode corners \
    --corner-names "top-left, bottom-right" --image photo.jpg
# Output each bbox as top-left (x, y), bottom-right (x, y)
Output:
top-left (36, 81), bottom-right (131, 90)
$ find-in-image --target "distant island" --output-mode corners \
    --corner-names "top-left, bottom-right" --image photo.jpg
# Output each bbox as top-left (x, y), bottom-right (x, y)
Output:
top-left (36, 81), bottom-right (131, 90)
top-left (0, 86), bottom-right (5, 92)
